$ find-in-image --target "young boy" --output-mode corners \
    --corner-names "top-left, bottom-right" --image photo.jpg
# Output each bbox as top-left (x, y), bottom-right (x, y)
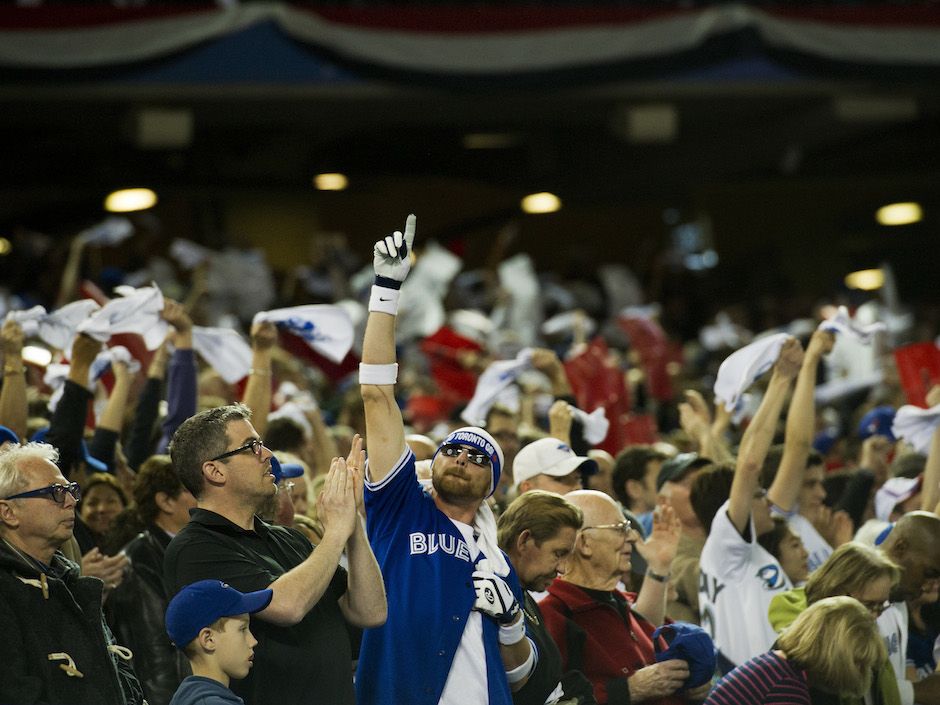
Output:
top-left (165, 580), bottom-right (273, 705)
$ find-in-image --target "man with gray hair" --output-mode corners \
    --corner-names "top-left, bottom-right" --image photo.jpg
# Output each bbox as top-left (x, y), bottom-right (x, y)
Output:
top-left (163, 403), bottom-right (386, 705)
top-left (0, 442), bottom-right (143, 704)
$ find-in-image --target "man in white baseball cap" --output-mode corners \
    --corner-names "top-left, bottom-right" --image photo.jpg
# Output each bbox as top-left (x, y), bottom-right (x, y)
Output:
top-left (513, 438), bottom-right (598, 495)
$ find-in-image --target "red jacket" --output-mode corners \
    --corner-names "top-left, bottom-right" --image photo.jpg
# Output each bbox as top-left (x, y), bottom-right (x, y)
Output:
top-left (539, 579), bottom-right (685, 705)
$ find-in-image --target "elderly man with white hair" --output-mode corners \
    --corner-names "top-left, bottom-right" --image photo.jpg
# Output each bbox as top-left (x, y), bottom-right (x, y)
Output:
top-left (539, 489), bottom-right (712, 705)
top-left (0, 442), bottom-right (143, 705)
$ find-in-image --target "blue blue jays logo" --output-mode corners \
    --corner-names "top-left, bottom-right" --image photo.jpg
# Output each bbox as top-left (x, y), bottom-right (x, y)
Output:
top-left (284, 317), bottom-right (330, 343)
top-left (557, 443), bottom-right (571, 452)
top-left (756, 564), bottom-right (785, 591)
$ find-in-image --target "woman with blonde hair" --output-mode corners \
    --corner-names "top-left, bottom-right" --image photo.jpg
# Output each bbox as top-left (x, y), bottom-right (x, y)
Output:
top-left (768, 541), bottom-right (902, 705)
top-left (705, 596), bottom-right (886, 704)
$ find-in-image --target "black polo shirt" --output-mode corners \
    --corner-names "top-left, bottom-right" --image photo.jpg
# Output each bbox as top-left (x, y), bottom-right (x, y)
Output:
top-left (164, 508), bottom-right (353, 705)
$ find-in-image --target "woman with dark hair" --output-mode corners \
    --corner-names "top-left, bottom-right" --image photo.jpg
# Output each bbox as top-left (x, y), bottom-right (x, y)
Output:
top-left (757, 516), bottom-right (810, 586)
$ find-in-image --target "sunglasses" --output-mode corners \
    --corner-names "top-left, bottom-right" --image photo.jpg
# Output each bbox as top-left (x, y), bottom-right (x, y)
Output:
top-left (439, 444), bottom-right (491, 468)
top-left (582, 520), bottom-right (635, 538)
top-left (210, 439), bottom-right (266, 462)
top-left (2, 482), bottom-right (82, 505)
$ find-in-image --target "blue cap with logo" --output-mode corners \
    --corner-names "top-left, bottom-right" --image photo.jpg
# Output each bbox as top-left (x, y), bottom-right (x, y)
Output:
top-left (652, 621), bottom-right (716, 689)
top-left (858, 405), bottom-right (896, 442)
top-left (165, 580), bottom-right (273, 649)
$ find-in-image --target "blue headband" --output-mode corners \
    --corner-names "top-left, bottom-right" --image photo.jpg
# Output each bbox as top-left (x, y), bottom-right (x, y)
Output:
top-left (433, 426), bottom-right (504, 497)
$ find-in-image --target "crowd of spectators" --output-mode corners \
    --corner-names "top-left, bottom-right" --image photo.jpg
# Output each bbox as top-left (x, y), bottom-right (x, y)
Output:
top-left (0, 210), bottom-right (939, 705)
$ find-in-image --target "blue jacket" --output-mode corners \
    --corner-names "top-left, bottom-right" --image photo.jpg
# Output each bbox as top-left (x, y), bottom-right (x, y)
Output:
top-left (357, 449), bottom-right (522, 705)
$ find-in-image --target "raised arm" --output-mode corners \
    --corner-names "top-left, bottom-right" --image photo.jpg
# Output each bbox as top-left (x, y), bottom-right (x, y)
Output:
top-left (0, 319), bottom-right (27, 441)
top-left (242, 320), bottom-right (277, 437)
top-left (360, 215), bottom-right (415, 483)
top-left (156, 301), bottom-right (197, 452)
top-left (769, 330), bottom-right (833, 513)
top-left (727, 338), bottom-right (802, 534)
top-left (922, 386), bottom-right (940, 513)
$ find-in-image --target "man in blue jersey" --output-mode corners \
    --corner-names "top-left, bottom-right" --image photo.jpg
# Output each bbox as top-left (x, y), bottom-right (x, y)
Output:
top-left (356, 215), bottom-right (536, 705)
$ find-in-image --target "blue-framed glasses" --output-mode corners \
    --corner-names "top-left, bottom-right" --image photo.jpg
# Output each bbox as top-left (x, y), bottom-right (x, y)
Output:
top-left (209, 439), bottom-right (266, 462)
top-left (439, 444), bottom-right (491, 468)
top-left (2, 482), bottom-right (82, 505)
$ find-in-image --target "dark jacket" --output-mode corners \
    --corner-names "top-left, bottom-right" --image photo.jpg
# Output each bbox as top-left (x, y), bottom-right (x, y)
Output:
top-left (170, 676), bottom-right (245, 705)
top-left (108, 525), bottom-right (190, 705)
top-left (540, 579), bottom-right (683, 705)
top-left (0, 538), bottom-right (143, 705)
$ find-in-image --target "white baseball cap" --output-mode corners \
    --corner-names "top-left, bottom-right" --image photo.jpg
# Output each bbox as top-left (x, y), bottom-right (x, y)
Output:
top-left (513, 437), bottom-right (598, 490)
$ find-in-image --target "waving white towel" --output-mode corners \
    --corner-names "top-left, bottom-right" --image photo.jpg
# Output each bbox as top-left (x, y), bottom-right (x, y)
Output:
top-left (191, 326), bottom-right (253, 384)
top-left (819, 305), bottom-right (886, 345)
top-left (461, 348), bottom-right (534, 426)
top-left (253, 304), bottom-right (353, 364)
top-left (892, 403), bottom-right (940, 455)
top-left (714, 333), bottom-right (789, 412)
top-left (77, 284), bottom-right (167, 350)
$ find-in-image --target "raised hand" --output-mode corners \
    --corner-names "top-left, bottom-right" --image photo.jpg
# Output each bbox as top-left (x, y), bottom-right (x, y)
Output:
top-left (316, 456), bottom-right (359, 542)
top-left (806, 329), bottom-right (835, 360)
top-left (250, 320), bottom-right (278, 352)
top-left (774, 337), bottom-right (804, 379)
top-left (635, 502), bottom-right (682, 576)
top-left (345, 434), bottom-right (366, 512)
top-left (373, 214), bottom-right (416, 285)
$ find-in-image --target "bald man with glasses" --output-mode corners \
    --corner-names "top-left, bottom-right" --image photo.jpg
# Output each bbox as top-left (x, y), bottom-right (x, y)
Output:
top-left (163, 403), bottom-right (386, 705)
top-left (0, 441), bottom-right (143, 705)
top-left (539, 490), bottom-right (711, 705)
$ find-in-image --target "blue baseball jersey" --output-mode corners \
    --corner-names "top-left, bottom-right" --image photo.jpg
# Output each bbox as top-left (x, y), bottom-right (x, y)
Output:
top-left (356, 448), bottom-right (521, 705)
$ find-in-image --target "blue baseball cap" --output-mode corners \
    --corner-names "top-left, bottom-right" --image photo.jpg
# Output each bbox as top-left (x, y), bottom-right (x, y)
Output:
top-left (858, 406), bottom-right (896, 442)
top-left (165, 580), bottom-right (273, 649)
top-left (270, 456), bottom-right (304, 485)
top-left (30, 427), bottom-right (109, 473)
top-left (0, 425), bottom-right (20, 446)
top-left (653, 622), bottom-right (716, 689)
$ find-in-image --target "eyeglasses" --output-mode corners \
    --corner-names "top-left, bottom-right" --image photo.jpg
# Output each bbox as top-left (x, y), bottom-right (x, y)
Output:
top-left (439, 444), bottom-right (491, 468)
top-left (858, 599), bottom-right (891, 616)
top-left (582, 520), bottom-right (635, 538)
top-left (209, 439), bottom-right (266, 463)
top-left (280, 481), bottom-right (295, 493)
top-left (2, 482), bottom-right (82, 505)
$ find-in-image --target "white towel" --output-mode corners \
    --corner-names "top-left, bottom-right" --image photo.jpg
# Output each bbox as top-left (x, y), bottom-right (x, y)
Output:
top-left (819, 305), bottom-right (886, 345)
top-left (77, 216), bottom-right (134, 247)
top-left (191, 326), bottom-right (252, 384)
top-left (46, 346), bottom-right (140, 412)
top-left (253, 304), bottom-right (353, 364)
top-left (6, 300), bottom-right (100, 351)
top-left (473, 502), bottom-right (510, 577)
top-left (892, 403), bottom-right (940, 455)
top-left (874, 476), bottom-right (922, 522)
top-left (713, 333), bottom-right (789, 412)
top-left (461, 348), bottom-right (534, 426)
top-left (77, 284), bottom-right (167, 350)
top-left (170, 238), bottom-right (213, 270)
top-left (572, 406), bottom-right (610, 445)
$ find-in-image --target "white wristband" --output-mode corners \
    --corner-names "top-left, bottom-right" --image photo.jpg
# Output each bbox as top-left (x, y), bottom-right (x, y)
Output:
top-left (359, 363), bottom-right (399, 385)
top-left (505, 638), bottom-right (537, 684)
top-left (369, 285), bottom-right (400, 315)
top-left (498, 615), bottom-right (526, 645)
